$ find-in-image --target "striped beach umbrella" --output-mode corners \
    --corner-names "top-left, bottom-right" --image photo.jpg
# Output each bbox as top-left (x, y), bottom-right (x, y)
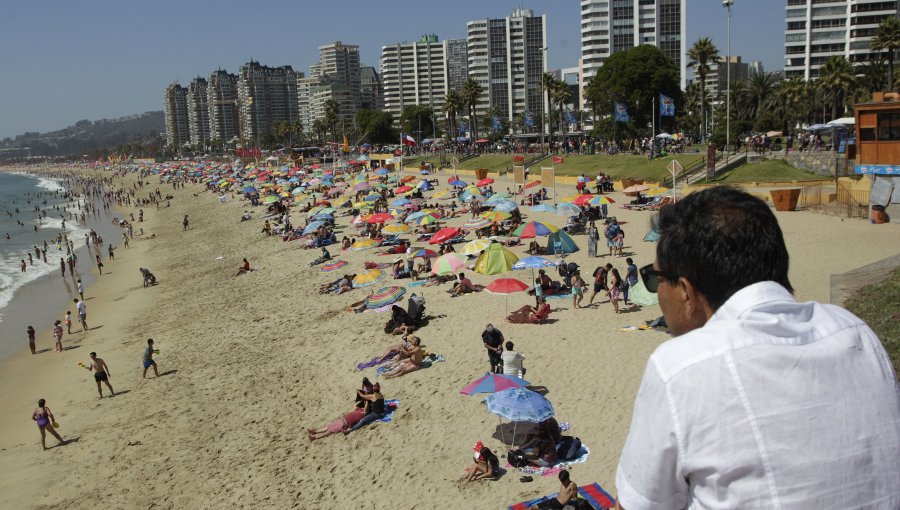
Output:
top-left (463, 217), bottom-right (492, 230)
top-left (588, 195), bottom-right (616, 205)
top-left (365, 286), bottom-right (406, 309)
top-left (411, 248), bottom-right (438, 259)
top-left (512, 221), bottom-right (559, 239)
top-left (460, 373), bottom-right (529, 396)
top-left (320, 260), bottom-right (349, 273)
top-left (353, 269), bottom-right (385, 287)
top-left (481, 211), bottom-right (511, 223)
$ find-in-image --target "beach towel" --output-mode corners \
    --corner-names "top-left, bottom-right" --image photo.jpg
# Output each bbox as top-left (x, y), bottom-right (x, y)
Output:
top-left (375, 353), bottom-right (444, 377)
top-left (508, 482), bottom-right (615, 510)
top-left (355, 352), bottom-right (397, 371)
top-left (406, 280), bottom-right (427, 288)
top-left (506, 445), bottom-right (591, 477)
top-left (377, 400), bottom-right (400, 423)
top-left (544, 291), bottom-right (573, 300)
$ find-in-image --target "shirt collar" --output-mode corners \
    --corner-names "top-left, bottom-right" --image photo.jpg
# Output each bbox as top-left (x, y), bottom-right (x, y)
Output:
top-left (709, 281), bottom-right (795, 322)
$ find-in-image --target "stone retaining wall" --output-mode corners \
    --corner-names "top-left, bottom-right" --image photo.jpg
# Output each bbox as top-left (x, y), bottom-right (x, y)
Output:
top-left (767, 152), bottom-right (853, 177)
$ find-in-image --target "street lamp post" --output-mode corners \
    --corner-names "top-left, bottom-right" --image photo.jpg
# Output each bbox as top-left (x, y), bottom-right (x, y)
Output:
top-left (541, 46), bottom-right (548, 154)
top-left (724, 0), bottom-right (734, 152)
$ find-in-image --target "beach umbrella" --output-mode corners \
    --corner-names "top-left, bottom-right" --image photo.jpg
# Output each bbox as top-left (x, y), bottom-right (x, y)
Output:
top-left (489, 200), bottom-right (518, 213)
top-left (366, 213), bottom-right (394, 224)
top-left (476, 177), bottom-right (495, 187)
top-left (431, 253), bottom-right (467, 275)
top-left (588, 195), bottom-right (616, 205)
top-left (450, 179), bottom-right (468, 188)
top-left (396, 185), bottom-right (413, 194)
top-left (355, 182), bottom-right (372, 192)
top-left (485, 388), bottom-right (555, 446)
top-left (432, 189), bottom-right (451, 199)
top-left (302, 221), bottom-right (325, 235)
top-left (513, 256), bottom-right (555, 271)
top-left (486, 193), bottom-right (511, 203)
top-left (460, 372), bottom-right (529, 396)
top-left (351, 239), bottom-right (379, 251)
top-left (524, 180), bottom-right (542, 190)
top-left (644, 187), bottom-right (670, 197)
top-left (481, 211), bottom-right (512, 223)
top-left (429, 227), bottom-right (462, 245)
top-left (374, 168), bottom-right (390, 175)
top-left (242, 187), bottom-right (257, 193)
top-left (513, 221), bottom-right (559, 239)
top-left (623, 184), bottom-right (650, 193)
top-left (263, 195), bottom-right (280, 204)
top-left (530, 204), bottom-right (555, 213)
top-left (390, 197), bottom-right (411, 207)
top-left (459, 238), bottom-right (493, 256)
top-left (555, 203), bottom-right (582, 216)
top-left (568, 194), bottom-right (595, 206)
top-left (365, 286), bottom-right (406, 309)
top-left (463, 217), bottom-right (492, 230)
top-left (411, 248), bottom-right (438, 259)
top-left (416, 179), bottom-right (433, 190)
top-left (364, 194), bottom-right (382, 202)
top-left (320, 260), bottom-right (349, 273)
top-left (413, 214), bottom-right (439, 226)
top-left (383, 223), bottom-right (411, 235)
top-left (485, 277), bottom-right (530, 317)
top-left (353, 269), bottom-right (385, 287)
top-left (473, 243), bottom-right (519, 276)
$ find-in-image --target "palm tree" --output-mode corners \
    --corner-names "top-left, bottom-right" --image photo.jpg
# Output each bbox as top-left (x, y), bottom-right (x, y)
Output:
top-left (542, 73), bottom-right (561, 144)
top-left (460, 78), bottom-right (483, 142)
top-left (871, 17), bottom-right (900, 90)
top-left (746, 72), bottom-right (778, 124)
top-left (687, 37), bottom-right (720, 142)
top-left (311, 119), bottom-right (328, 144)
top-left (683, 81), bottom-right (703, 137)
top-left (773, 78), bottom-right (810, 135)
top-left (858, 58), bottom-right (888, 93)
top-left (442, 90), bottom-right (463, 143)
top-left (819, 56), bottom-right (857, 121)
top-left (323, 99), bottom-right (341, 143)
top-left (552, 79), bottom-right (572, 140)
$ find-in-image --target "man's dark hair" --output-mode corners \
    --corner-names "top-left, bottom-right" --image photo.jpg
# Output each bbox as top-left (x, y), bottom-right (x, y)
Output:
top-left (654, 187), bottom-right (793, 310)
top-left (559, 469), bottom-right (570, 483)
top-left (505, 341), bottom-right (514, 350)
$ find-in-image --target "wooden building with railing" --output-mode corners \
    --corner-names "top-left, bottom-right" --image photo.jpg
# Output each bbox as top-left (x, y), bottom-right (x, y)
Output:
top-left (854, 92), bottom-right (900, 223)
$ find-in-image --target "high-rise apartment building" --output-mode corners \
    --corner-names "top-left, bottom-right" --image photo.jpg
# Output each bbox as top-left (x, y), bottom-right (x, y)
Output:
top-left (467, 9), bottom-right (547, 123)
top-left (704, 56), bottom-right (750, 101)
top-left (163, 82), bottom-right (189, 150)
top-left (580, 0), bottom-right (687, 101)
top-left (784, 0), bottom-right (898, 79)
top-left (187, 77), bottom-right (210, 149)
top-left (307, 42), bottom-right (362, 130)
top-left (207, 69), bottom-right (240, 144)
top-left (381, 35), bottom-right (468, 122)
top-left (237, 61), bottom-right (298, 146)
top-left (297, 74), bottom-right (319, 134)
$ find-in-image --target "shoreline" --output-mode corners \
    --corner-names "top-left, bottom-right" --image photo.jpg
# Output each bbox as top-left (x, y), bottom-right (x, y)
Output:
top-left (0, 165), bottom-right (897, 509)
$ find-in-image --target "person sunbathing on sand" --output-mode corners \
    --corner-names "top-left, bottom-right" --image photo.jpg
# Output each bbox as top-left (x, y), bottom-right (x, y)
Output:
top-left (377, 335), bottom-right (419, 363)
top-left (235, 258), bottom-right (252, 276)
top-left (463, 441), bottom-right (499, 483)
top-left (383, 337), bottom-right (424, 379)
top-left (308, 407), bottom-right (365, 441)
top-left (450, 273), bottom-right (480, 297)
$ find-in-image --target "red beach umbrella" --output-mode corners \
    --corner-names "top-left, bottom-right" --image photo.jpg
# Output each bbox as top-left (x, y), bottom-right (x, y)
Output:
top-left (366, 213), bottom-right (394, 224)
top-left (429, 227), bottom-right (462, 245)
top-left (477, 177), bottom-right (495, 187)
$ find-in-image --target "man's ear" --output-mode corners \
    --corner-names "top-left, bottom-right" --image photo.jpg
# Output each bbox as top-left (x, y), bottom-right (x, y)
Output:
top-left (678, 276), bottom-right (715, 327)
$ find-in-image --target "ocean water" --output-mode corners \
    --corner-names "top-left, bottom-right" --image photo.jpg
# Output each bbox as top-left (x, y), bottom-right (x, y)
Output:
top-left (0, 172), bottom-right (91, 323)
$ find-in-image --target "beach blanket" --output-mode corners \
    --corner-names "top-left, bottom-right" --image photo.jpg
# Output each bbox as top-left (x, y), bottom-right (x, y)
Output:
top-left (506, 445), bottom-right (591, 477)
top-left (375, 353), bottom-right (444, 377)
top-left (363, 304), bottom-right (395, 314)
top-left (375, 400), bottom-right (400, 424)
top-left (544, 291), bottom-right (573, 300)
top-left (406, 280), bottom-right (427, 288)
top-left (355, 352), bottom-right (397, 371)
top-left (508, 482), bottom-right (615, 510)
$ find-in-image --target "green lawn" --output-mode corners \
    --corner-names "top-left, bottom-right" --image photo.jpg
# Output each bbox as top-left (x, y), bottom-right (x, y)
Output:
top-left (701, 159), bottom-right (822, 184)
top-left (844, 267), bottom-right (900, 375)
top-left (552, 154), bottom-right (704, 181)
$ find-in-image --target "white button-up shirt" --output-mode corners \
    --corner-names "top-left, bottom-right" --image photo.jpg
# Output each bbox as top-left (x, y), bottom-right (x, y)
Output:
top-left (616, 282), bottom-right (900, 509)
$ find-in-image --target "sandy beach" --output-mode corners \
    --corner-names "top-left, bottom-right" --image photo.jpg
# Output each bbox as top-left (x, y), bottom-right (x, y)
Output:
top-left (0, 165), bottom-right (898, 509)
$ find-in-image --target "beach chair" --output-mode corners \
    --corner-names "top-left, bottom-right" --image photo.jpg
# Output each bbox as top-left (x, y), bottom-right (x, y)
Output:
top-left (406, 293), bottom-right (426, 325)
top-left (623, 195), bottom-right (661, 211)
top-left (377, 235), bottom-right (403, 247)
top-left (508, 482), bottom-right (615, 510)
top-left (645, 196), bottom-right (672, 211)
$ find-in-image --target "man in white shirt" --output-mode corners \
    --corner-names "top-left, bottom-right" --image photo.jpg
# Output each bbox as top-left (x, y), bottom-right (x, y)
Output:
top-left (616, 187), bottom-right (900, 510)
top-left (74, 298), bottom-right (88, 331)
top-left (500, 341), bottom-right (526, 378)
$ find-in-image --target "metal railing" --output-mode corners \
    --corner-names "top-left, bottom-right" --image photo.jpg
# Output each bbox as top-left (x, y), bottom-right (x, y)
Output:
top-left (663, 156), bottom-right (706, 188)
top-left (798, 182), bottom-right (870, 218)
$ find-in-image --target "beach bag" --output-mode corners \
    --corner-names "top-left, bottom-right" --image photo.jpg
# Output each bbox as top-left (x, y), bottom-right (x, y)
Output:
top-left (508, 449), bottom-right (529, 468)
top-left (556, 436), bottom-right (582, 461)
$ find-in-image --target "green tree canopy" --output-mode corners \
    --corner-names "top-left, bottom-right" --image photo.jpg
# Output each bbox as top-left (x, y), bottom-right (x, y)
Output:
top-left (399, 105), bottom-right (437, 140)
top-left (355, 109), bottom-right (397, 144)
top-left (584, 44), bottom-right (683, 139)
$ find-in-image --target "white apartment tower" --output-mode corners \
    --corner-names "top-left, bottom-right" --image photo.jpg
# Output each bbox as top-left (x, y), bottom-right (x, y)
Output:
top-left (163, 82), bottom-right (189, 150)
top-left (187, 77), bottom-right (210, 149)
top-left (467, 9), bottom-right (547, 123)
top-left (784, 0), bottom-right (899, 79)
top-left (381, 35), bottom-right (468, 123)
top-left (207, 70), bottom-right (240, 144)
top-left (307, 42), bottom-right (362, 130)
top-left (580, 0), bottom-right (687, 103)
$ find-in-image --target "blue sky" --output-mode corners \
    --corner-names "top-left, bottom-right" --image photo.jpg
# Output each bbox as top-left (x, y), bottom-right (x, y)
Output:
top-left (0, 0), bottom-right (785, 139)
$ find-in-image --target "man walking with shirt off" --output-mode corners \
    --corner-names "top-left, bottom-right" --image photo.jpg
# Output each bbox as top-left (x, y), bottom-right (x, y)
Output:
top-left (615, 187), bottom-right (900, 509)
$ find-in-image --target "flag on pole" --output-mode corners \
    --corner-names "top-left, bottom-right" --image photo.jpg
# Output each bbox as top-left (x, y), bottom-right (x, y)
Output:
top-left (552, 156), bottom-right (565, 164)
top-left (401, 134), bottom-right (417, 146)
top-left (524, 110), bottom-right (537, 127)
top-left (613, 102), bottom-right (630, 123)
top-left (492, 116), bottom-right (503, 131)
top-left (659, 94), bottom-right (675, 117)
top-left (564, 110), bottom-right (577, 125)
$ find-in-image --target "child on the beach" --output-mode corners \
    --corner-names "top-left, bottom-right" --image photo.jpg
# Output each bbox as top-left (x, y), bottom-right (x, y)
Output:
top-left (53, 320), bottom-right (63, 352)
top-left (571, 271), bottom-right (586, 309)
top-left (614, 229), bottom-right (625, 257)
top-left (64, 311), bottom-right (72, 334)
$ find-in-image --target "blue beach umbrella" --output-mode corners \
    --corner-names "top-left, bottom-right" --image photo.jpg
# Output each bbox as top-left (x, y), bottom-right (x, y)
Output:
top-left (303, 221), bottom-right (325, 235)
top-left (490, 200), bottom-right (518, 212)
top-left (555, 203), bottom-right (581, 216)
top-left (530, 204), bottom-right (555, 213)
top-left (485, 388), bottom-right (555, 445)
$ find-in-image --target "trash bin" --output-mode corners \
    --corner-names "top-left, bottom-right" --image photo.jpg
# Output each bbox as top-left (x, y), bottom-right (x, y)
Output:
top-left (871, 205), bottom-right (889, 224)
top-left (770, 189), bottom-right (801, 211)
top-left (475, 168), bottom-right (489, 180)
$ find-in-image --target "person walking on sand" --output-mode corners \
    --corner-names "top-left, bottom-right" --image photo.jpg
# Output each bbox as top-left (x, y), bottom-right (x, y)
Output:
top-left (76, 279), bottom-right (84, 300)
top-left (95, 254), bottom-right (104, 274)
top-left (107, 243), bottom-right (114, 260)
top-left (59, 257), bottom-right (66, 277)
top-left (32, 399), bottom-right (64, 451)
top-left (65, 311), bottom-right (72, 334)
top-left (182, 214), bottom-right (189, 231)
top-left (143, 338), bottom-right (159, 379)
top-left (53, 320), bottom-right (63, 352)
top-left (27, 325), bottom-right (36, 355)
top-left (74, 298), bottom-right (88, 331)
top-left (85, 352), bottom-right (114, 398)
top-left (482, 324), bottom-right (504, 374)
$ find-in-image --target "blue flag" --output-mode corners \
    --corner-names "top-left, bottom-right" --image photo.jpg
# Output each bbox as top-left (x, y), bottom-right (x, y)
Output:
top-left (613, 102), bottom-right (630, 123)
top-left (492, 116), bottom-right (503, 131)
top-left (564, 110), bottom-right (577, 125)
top-left (524, 110), bottom-right (536, 127)
top-left (659, 94), bottom-right (675, 117)
top-left (457, 120), bottom-right (469, 133)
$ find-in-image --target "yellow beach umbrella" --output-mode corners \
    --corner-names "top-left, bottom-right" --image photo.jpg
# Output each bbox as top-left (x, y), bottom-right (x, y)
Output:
top-left (432, 189), bottom-right (450, 199)
top-left (459, 238), bottom-right (492, 256)
top-left (481, 211), bottom-right (511, 223)
top-left (352, 268), bottom-right (385, 286)
top-left (383, 223), bottom-right (411, 235)
top-left (351, 239), bottom-right (379, 251)
top-left (645, 187), bottom-right (670, 196)
top-left (473, 242), bottom-right (519, 275)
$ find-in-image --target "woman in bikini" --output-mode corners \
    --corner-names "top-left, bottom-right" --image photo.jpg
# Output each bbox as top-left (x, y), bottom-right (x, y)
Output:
top-left (32, 399), bottom-right (64, 450)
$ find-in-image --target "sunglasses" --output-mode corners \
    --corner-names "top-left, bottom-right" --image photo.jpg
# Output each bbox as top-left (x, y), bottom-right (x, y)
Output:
top-left (640, 264), bottom-right (678, 293)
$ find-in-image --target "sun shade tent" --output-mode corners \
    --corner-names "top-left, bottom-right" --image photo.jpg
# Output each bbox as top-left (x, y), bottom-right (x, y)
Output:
top-left (546, 230), bottom-right (579, 254)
